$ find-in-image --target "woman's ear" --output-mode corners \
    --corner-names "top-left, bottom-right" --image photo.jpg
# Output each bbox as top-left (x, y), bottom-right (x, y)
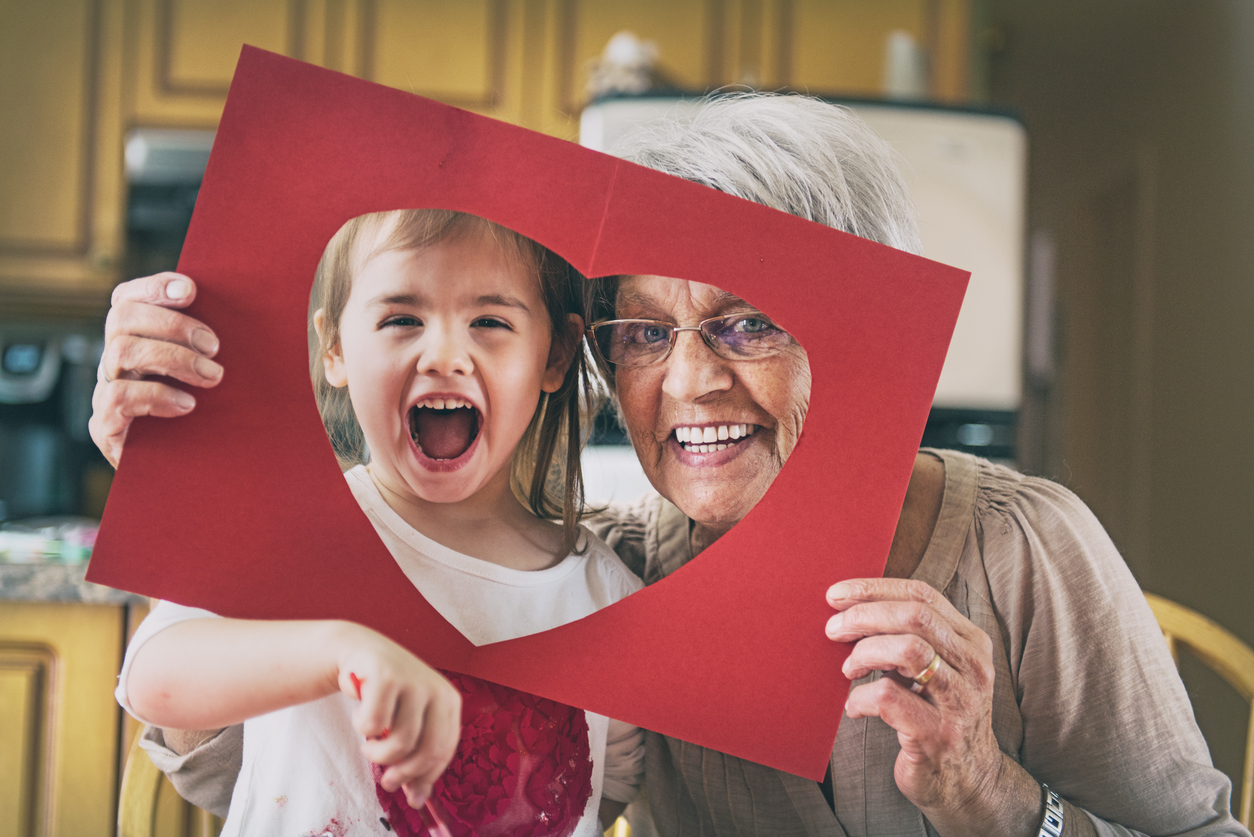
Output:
top-left (314, 309), bottom-right (348, 388)
top-left (541, 314), bottom-right (584, 394)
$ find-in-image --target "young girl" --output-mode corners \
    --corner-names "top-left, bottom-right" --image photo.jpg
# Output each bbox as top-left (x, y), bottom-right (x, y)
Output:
top-left (116, 210), bottom-right (644, 836)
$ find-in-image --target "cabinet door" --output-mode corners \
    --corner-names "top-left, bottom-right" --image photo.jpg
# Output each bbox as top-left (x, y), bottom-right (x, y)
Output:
top-left (125, 0), bottom-right (531, 127)
top-left (0, 602), bottom-right (125, 837)
top-left (0, 0), bottom-right (126, 316)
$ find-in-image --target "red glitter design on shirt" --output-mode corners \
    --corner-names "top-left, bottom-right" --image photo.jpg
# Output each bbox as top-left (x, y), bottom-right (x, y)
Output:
top-left (373, 672), bottom-right (593, 837)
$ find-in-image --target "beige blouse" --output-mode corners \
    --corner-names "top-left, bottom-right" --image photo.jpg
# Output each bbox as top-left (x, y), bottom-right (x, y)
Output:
top-left (146, 450), bottom-right (1247, 835)
top-left (586, 450), bottom-right (1247, 837)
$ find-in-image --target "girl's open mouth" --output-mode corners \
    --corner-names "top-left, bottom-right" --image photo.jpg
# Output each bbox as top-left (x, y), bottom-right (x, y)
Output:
top-left (409, 401), bottom-right (482, 461)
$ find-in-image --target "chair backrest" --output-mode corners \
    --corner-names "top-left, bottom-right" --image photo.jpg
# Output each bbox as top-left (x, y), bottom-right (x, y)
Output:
top-left (118, 734), bottom-right (222, 837)
top-left (1145, 592), bottom-right (1254, 828)
top-left (118, 734), bottom-right (163, 837)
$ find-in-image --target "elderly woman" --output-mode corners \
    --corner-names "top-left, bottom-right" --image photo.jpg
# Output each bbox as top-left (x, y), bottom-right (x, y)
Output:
top-left (92, 94), bottom-right (1245, 836)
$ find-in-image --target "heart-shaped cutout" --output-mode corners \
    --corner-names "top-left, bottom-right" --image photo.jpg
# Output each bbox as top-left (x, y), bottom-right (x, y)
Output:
top-left (89, 47), bottom-right (968, 780)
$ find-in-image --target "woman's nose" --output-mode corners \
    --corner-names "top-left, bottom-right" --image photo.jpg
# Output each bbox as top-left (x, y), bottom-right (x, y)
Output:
top-left (660, 330), bottom-right (734, 402)
top-left (415, 327), bottom-right (473, 376)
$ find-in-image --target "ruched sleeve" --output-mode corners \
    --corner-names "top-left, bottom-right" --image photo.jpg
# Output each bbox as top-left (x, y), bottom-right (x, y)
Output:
top-left (961, 453), bottom-right (1246, 836)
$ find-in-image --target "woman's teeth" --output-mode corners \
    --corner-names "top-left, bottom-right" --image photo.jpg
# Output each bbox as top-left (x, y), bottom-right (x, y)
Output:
top-left (674, 424), bottom-right (756, 453)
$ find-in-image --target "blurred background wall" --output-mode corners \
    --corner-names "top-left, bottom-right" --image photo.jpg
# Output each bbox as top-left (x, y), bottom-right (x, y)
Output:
top-left (990, 0), bottom-right (1254, 784)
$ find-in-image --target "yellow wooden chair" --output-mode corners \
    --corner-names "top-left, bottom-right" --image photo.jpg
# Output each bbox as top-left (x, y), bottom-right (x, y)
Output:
top-left (1145, 592), bottom-right (1254, 828)
top-left (118, 734), bottom-right (223, 837)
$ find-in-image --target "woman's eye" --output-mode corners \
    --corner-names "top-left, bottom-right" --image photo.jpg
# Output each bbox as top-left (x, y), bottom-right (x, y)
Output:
top-left (730, 316), bottom-right (774, 334)
top-left (637, 324), bottom-right (670, 344)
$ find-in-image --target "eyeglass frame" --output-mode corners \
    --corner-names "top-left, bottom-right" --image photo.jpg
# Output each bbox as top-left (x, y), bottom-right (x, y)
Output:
top-left (585, 312), bottom-right (794, 368)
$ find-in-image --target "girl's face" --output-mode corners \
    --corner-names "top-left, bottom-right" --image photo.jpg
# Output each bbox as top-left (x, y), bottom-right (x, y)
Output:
top-left (321, 227), bottom-right (574, 508)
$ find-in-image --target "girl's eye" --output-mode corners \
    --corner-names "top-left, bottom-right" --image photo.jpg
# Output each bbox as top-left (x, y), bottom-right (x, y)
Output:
top-left (472, 317), bottom-right (512, 330)
top-left (382, 315), bottom-right (421, 328)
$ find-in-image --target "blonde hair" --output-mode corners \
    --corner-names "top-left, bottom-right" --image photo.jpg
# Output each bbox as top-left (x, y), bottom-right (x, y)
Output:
top-left (309, 209), bottom-right (598, 554)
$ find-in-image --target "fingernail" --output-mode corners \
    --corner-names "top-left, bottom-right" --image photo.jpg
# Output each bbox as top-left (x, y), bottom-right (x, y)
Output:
top-left (825, 613), bottom-right (843, 637)
top-left (193, 355), bottom-right (222, 380)
top-left (191, 328), bottom-right (218, 355)
top-left (173, 390), bottom-right (195, 410)
top-left (166, 278), bottom-right (192, 300)
top-left (829, 582), bottom-right (851, 601)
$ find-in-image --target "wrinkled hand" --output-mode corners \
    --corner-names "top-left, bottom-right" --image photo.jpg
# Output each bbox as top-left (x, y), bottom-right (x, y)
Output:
top-left (826, 578), bottom-right (1031, 834)
top-left (334, 624), bottom-right (462, 810)
top-left (89, 273), bottom-right (223, 467)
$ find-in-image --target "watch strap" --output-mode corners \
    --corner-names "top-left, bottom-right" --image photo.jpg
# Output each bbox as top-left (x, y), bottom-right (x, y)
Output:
top-left (1039, 783), bottom-right (1064, 837)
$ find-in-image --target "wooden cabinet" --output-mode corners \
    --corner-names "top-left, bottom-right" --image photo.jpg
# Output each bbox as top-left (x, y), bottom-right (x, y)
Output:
top-left (0, 601), bottom-right (127, 837)
top-left (123, 0), bottom-right (533, 128)
top-left (0, 0), bottom-right (126, 317)
top-left (118, 0), bottom-right (973, 135)
top-left (0, 0), bottom-right (973, 315)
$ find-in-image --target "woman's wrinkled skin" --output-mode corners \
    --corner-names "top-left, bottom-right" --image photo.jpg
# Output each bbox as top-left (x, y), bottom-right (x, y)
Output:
top-left (92, 272), bottom-right (1073, 837)
top-left (611, 275), bottom-right (810, 555)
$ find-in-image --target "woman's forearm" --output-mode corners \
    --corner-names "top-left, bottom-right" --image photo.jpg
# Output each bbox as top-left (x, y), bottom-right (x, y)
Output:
top-left (127, 618), bottom-right (349, 729)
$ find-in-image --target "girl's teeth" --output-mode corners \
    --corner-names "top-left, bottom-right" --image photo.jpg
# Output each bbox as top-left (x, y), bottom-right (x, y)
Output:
top-left (420, 397), bottom-right (470, 410)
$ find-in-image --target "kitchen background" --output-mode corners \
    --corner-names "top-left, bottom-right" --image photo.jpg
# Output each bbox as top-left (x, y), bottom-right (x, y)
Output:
top-left (2, 0), bottom-right (1253, 834)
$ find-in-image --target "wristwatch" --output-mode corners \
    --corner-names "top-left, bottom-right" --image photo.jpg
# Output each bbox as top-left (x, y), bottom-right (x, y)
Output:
top-left (1038, 784), bottom-right (1064, 837)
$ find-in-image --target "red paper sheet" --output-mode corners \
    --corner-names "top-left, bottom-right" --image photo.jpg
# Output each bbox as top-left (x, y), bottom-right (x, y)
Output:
top-left (88, 47), bottom-right (969, 780)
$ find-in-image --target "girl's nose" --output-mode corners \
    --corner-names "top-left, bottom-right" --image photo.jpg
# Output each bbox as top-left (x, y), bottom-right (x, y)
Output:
top-left (415, 328), bottom-right (473, 377)
top-left (660, 330), bottom-right (734, 403)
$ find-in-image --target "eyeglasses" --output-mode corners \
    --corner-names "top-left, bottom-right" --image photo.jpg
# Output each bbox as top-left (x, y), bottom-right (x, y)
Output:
top-left (588, 312), bottom-right (793, 368)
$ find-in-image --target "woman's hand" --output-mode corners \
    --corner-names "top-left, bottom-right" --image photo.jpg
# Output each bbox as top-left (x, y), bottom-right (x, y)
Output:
top-left (90, 273), bottom-right (223, 467)
top-left (826, 578), bottom-right (1042, 837)
top-left (333, 624), bottom-right (463, 810)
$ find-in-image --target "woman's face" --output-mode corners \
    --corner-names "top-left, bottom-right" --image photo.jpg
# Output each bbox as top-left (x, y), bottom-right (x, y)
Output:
top-left (612, 275), bottom-right (811, 538)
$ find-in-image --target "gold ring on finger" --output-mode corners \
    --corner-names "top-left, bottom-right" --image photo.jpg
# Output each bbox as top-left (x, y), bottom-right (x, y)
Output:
top-left (910, 651), bottom-right (942, 694)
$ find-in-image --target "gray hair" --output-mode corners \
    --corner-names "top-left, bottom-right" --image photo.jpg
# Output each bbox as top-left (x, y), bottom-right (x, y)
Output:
top-left (609, 92), bottom-right (922, 255)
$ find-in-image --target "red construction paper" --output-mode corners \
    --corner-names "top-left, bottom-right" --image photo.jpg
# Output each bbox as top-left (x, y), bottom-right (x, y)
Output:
top-left (88, 47), bottom-right (968, 780)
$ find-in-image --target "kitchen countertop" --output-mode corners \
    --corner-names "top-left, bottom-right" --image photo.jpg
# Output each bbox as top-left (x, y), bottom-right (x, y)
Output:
top-left (0, 560), bottom-right (147, 604)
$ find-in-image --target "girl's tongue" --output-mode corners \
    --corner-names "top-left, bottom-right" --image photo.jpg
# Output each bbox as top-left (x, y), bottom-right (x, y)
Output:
top-left (411, 406), bottom-right (479, 459)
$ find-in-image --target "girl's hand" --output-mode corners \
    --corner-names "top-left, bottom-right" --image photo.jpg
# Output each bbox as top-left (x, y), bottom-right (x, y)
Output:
top-left (332, 624), bottom-right (462, 809)
top-left (90, 273), bottom-right (223, 467)
top-left (825, 578), bottom-right (1042, 837)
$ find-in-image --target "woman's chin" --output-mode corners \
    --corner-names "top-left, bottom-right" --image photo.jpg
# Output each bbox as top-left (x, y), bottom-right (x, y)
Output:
top-left (655, 436), bottom-right (778, 532)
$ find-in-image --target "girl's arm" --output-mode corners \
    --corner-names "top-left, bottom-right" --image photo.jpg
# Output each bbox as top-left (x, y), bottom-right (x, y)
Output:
top-left (127, 617), bottom-right (461, 808)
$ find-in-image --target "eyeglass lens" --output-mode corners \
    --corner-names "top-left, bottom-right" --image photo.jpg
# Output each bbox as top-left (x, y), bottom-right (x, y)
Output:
top-left (592, 313), bottom-right (791, 367)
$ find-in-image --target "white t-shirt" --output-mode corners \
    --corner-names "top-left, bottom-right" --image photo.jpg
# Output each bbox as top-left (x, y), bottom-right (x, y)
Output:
top-left (117, 465), bottom-right (645, 836)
